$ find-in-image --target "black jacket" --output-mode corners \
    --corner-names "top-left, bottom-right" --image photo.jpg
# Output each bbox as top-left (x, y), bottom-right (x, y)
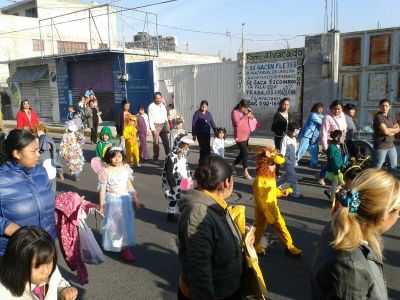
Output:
top-left (271, 111), bottom-right (292, 137)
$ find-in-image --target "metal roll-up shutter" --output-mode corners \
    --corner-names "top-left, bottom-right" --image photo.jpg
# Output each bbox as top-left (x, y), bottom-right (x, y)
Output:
top-left (68, 59), bottom-right (115, 121)
top-left (20, 78), bottom-right (52, 121)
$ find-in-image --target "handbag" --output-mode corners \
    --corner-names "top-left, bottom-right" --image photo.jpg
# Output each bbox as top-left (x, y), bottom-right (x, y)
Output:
top-left (249, 117), bottom-right (260, 133)
top-left (78, 219), bottom-right (105, 265)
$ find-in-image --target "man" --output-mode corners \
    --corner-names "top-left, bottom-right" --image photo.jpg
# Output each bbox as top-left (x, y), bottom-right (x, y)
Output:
top-left (148, 92), bottom-right (170, 164)
top-left (85, 99), bottom-right (99, 144)
top-left (1, 92), bottom-right (12, 120)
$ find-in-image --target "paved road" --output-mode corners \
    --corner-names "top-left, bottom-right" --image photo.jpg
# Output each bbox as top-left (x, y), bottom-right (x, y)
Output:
top-left (52, 136), bottom-right (400, 300)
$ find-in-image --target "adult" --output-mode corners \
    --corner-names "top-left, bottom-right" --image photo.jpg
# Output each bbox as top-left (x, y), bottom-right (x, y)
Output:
top-left (318, 100), bottom-right (347, 186)
top-left (271, 97), bottom-right (292, 150)
top-left (16, 99), bottom-right (39, 129)
top-left (372, 99), bottom-right (399, 174)
top-left (148, 92), bottom-right (170, 164)
top-left (231, 99), bottom-right (253, 179)
top-left (116, 99), bottom-right (131, 138)
top-left (84, 99), bottom-right (99, 144)
top-left (311, 169), bottom-right (400, 299)
top-left (0, 129), bottom-right (56, 256)
top-left (344, 103), bottom-right (357, 159)
top-left (178, 155), bottom-right (242, 299)
top-left (192, 100), bottom-right (217, 161)
top-left (296, 103), bottom-right (324, 167)
top-left (1, 92), bottom-right (12, 120)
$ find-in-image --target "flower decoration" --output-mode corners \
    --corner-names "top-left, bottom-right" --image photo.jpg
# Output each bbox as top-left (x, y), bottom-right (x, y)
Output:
top-left (338, 190), bottom-right (360, 213)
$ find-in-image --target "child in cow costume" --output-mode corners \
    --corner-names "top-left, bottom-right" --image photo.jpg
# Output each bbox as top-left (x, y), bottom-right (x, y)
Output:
top-left (253, 146), bottom-right (302, 257)
top-left (162, 134), bottom-right (193, 222)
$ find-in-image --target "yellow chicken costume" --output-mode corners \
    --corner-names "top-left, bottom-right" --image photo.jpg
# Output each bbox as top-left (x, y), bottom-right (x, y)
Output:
top-left (123, 114), bottom-right (140, 166)
top-left (253, 146), bottom-right (302, 257)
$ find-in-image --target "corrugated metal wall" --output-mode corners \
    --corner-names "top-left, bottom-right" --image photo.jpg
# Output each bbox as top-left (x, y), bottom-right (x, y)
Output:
top-left (157, 61), bottom-right (239, 134)
top-left (21, 79), bottom-right (52, 120)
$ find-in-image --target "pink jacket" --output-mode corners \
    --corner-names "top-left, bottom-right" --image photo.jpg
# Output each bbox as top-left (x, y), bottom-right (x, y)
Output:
top-left (320, 112), bottom-right (347, 151)
top-left (55, 192), bottom-right (95, 285)
top-left (231, 109), bottom-right (251, 142)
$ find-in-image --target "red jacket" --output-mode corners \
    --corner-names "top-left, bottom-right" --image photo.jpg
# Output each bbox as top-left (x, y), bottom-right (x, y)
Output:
top-left (16, 109), bottom-right (39, 129)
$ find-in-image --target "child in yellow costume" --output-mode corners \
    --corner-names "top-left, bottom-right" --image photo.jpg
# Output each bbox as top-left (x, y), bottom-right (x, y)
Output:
top-left (123, 114), bottom-right (141, 167)
top-left (253, 146), bottom-right (302, 257)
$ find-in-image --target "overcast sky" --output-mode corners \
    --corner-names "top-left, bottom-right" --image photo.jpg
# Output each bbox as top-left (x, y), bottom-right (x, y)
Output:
top-left (1, 0), bottom-right (399, 58)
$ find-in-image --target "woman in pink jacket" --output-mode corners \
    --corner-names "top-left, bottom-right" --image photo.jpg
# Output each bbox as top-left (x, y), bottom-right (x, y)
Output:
top-left (318, 100), bottom-right (347, 186)
top-left (231, 99), bottom-right (253, 179)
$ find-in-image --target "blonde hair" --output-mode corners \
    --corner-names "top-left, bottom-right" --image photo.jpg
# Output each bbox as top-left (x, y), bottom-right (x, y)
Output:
top-left (331, 168), bottom-right (400, 258)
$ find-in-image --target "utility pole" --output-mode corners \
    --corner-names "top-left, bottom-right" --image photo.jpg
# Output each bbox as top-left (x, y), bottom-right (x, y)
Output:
top-left (241, 23), bottom-right (246, 98)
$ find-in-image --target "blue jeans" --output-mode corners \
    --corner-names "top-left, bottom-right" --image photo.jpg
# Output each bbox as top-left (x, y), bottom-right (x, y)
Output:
top-left (277, 164), bottom-right (300, 195)
top-left (296, 137), bottom-right (319, 165)
top-left (373, 146), bottom-right (397, 174)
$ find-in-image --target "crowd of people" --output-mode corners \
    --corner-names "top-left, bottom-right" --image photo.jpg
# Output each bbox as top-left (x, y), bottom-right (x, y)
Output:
top-left (0, 89), bottom-right (399, 299)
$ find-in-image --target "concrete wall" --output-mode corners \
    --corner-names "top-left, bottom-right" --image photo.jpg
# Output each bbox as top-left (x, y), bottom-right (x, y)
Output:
top-left (303, 32), bottom-right (340, 121)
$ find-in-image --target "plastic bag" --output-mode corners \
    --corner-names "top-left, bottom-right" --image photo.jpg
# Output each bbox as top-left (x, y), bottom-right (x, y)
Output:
top-left (78, 219), bottom-right (105, 265)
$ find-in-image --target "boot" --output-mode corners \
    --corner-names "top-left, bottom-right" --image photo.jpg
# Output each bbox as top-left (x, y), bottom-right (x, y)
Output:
top-left (285, 245), bottom-right (302, 257)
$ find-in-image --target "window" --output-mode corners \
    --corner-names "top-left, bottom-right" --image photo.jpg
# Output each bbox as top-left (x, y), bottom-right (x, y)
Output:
top-left (369, 34), bottom-right (391, 65)
top-left (32, 39), bottom-right (44, 51)
top-left (57, 41), bottom-right (87, 54)
top-left (342, 74), bottom-right (359, 100)
top-left (25, 7), bottom-right (37, 18)
top-left (368, 73), bottom-right (387, 101)
top-left (99, 43), bottom-right (108, 49)
top-left (342, 37), bottom-right (361, 66)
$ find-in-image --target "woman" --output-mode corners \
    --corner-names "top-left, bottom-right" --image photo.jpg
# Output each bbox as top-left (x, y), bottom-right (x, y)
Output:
top-left (192, 100), bottom-right (217, 161)
top-left (344, 103), bottom-right (357, 159)
top-left (16, 99), bottom-right (39, 129)
top-left (271, 98), bottom-right (292, 150)
top-left (373, 99), bottom-right (399, 174)
top-left (311, 169), bottom-right (400, 299)
top-left (116, 100), bottom-right (131, 138)
top-left (0, 129), bottom-right (56, 256)
top-left (318, 100), bottom-right (347, 186)
top-left (85, 99), bottom-right (99, 144)
top-left (296, 103), bottom-right (324, 167)
top-left (231, 99), bottom-right (253, 179)
top-left (178, 155), bottom-right (242, 299)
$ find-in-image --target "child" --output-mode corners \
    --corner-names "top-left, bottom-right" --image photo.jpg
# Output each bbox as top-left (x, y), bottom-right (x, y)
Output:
top-left (59, 121), bottom-right (85, 181)
top-left (67, 105), bottom-right (75, 121)
top-left (326, 130), bottom-right (344, 203)
top-left (123, 114), bottom-right (140, 168)
top-left (73, 112), bottom-right (85, 136)
top-left (212, 127), bottom-right (227, 158)
top-left (30, 123), bottom-right (64, 192)
top-left (162, 136), bottom-right (193, 223)
top-left (253, 146), bottom-right (302, 256)
top-left (277, 122), bottom-right (303, 198)
top-left (0, 226), bottom-right (78, 299)
top-left (169, 117), bottom-right (185, 152)
top-left (96, 126), bottom-right (115, 158)
top-left (98, 147), bottom-right (140, 262)
top-left (136, 105), bottom-right (150, 161)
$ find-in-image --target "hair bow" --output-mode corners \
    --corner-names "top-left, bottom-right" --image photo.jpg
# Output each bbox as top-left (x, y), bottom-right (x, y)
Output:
top-left (338, 190), bottom-right (360, 213)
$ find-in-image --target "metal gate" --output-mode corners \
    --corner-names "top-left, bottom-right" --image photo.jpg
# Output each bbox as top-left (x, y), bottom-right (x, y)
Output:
top-left (126, 61), bottom-right (154, 111)
top-left (68, 59), bottom-right (114, 121)
top-left (20, 79), bottom-right (52, 120)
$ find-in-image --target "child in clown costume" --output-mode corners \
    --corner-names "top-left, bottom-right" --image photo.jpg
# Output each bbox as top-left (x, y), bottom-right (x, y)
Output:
top-left (253, 146), bottom-right (302, 257)
top-left (123, 114), bottom-right (140, 167)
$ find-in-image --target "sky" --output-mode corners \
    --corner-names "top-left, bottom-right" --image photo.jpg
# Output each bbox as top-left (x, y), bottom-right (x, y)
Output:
top-left (0, 0), bottom-right (399, 58)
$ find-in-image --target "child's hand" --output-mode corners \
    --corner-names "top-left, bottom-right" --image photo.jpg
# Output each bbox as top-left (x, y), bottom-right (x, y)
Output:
top-left (99, 205), bottom-right (104, 216)
top-left (132, 196), bottom-right (140, 209)
top-left (281, 188), bottom-right (293, 196)
top-left (60, 287), bottom-right (78, 300)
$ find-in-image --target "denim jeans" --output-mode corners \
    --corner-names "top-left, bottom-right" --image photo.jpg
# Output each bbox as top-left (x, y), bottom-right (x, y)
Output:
top-left (277, 164), bottom-right (300, 195)
top-left (373, 146), bottom-right (397, 174)
top-left (296, 137), bottom-right (319, 166)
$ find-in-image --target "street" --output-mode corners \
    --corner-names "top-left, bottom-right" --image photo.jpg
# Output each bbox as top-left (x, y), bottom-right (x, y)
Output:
top-left (53, 135), bottom-right (400, 300)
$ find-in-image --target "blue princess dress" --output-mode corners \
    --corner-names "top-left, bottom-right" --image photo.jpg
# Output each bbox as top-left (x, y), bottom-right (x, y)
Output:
top-left (98, 164), bottom-right (136, 252)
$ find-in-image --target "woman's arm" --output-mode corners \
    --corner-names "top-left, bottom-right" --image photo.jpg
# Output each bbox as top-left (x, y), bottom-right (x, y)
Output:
top-left (231, 109), bottom-right (248, 128)
top-left (320, 116), bottom-right (330, 151)
top-left (208, 112), bottom-right (217, 132)
top-left (192, 111), bottom-right (199, 137)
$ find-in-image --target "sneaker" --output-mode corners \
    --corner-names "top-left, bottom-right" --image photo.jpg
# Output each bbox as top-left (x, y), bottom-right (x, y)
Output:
top-left (73, 175), bottom-right (80, 182)
top-left (144, 157), bottom-right (149, 161)
top-left (285, 245), bottom-right (302, 257)
top-left (121, 248), bottom-right (136, 262)
top-left (136, 164), bottom-right (142, 168)
top-left (244, 174), bottom-right (253, 180)
top-left (318, 178), bottom-right (326, 186)
top-left (323, 190), bottom-right (331, 201)
top-left (291, 193), bottom-right (304, 199)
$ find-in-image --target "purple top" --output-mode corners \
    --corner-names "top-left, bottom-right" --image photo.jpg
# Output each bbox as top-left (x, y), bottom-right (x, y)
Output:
top-left (192, 110), bottom-right (216, 136)
top-left (137, 114), bottom-right (147, 133)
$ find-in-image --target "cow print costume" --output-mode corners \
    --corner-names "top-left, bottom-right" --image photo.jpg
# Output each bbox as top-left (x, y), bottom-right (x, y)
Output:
top-left (161, 133), bottom-right (192, 222)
